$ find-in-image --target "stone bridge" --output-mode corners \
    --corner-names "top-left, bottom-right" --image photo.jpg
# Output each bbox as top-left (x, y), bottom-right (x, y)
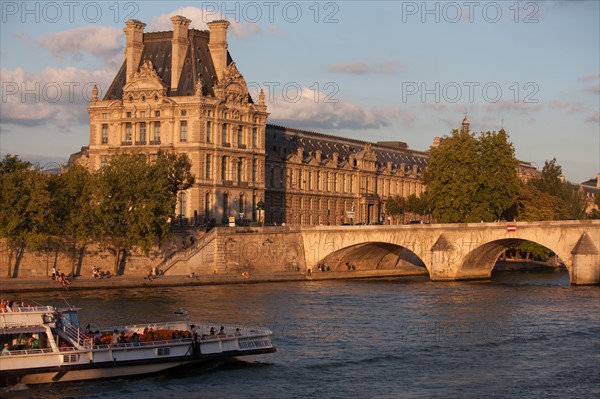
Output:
top-left (299, 220), bottom-right (600, 285)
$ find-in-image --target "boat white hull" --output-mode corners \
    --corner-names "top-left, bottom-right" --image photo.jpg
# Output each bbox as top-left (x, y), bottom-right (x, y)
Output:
top-left (20, 360), bottom-right (192, 384)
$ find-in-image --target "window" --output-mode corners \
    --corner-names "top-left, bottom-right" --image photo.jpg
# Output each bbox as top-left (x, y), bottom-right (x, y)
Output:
top-left (181, 110), bottom-right (187, 116)
top-left (317, 171), bottom-right (321, 190)
top-left (180, 121), bottom-right (187, 142)
top-left (126, 112), bottom-right (131, 118)
top-left (237, 126), bottom-right (243, 146)
top-left (178, 192), bottom-right (186, 218)
top-left (269, 167), bottom-right (274, 187)
top-left (221, 124), bottom-right (228, 145)
top-left (204, 192), bottom-right (210, 220)
top-left (125, 123), bottom-right (132, 143)
top-left (153, 122), bottom-right (160, 143)
top-left (101, 124), bottom-right (108, 144)
top-left (205, 154), bottom-right (211, 179)
top-left (221, 156), bottom-right (227, 182)
top-left (155, 110), bottom-right (160, 117)
top-left (102, 113), bottom-right (107, 120)
top-left (139, 122), bottom-right (146, 143)
top-left (252, 159), bottom-right (257, 182)
top-left (237, 160), bottom-right (243, 182)
top-left (100, 156), bottom-right (108, 168)
top-left (206, 121), bottom-right (212, 143)
top-left (140, 111), bottom-right (145, 118)
top-left (252, 127), bottom-right (257, 148)
top-left (223, 193), bottom-right (229, 218)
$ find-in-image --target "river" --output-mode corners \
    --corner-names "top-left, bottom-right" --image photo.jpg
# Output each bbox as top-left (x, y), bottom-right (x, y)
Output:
top-left (3, 269), bottom-right (599, 399)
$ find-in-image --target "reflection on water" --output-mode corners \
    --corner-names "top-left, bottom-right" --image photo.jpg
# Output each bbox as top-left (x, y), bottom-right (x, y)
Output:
top-left (3, 269), bottom-right (599, 399)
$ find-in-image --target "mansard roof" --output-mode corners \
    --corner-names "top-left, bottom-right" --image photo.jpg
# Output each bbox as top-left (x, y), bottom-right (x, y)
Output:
top-left (104, 29), bottom-right (236, 100)
top-left (266, 124), bottom-right (429, 171)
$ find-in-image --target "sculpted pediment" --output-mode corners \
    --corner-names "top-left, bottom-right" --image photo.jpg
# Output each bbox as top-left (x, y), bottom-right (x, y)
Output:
top-left (287, 154), bottom-right (302, 164)
top-left (123, 60), bottom-right (167, 97)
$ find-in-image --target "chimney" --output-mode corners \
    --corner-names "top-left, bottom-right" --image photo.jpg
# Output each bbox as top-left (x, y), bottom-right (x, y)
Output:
top-left (171, 15), bottom-right (191, 90)
top-left (315, 150), bottom-right (322, 163)
top-left (332, 152), bottom-right (339, 164)
top-left (124, 19), bottom-right (146, 83)
top-left (297, 147), bottom-right (304, 160)
top-left (207, 20), bottom-right (231, 81)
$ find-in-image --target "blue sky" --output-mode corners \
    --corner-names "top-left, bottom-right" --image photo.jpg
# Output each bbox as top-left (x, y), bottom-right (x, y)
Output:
top-left (1, 1), bottom-right (598, 182)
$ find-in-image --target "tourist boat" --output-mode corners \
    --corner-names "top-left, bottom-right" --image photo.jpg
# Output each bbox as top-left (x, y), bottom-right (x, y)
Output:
top-left (0, 301), bottom-right (275, 385)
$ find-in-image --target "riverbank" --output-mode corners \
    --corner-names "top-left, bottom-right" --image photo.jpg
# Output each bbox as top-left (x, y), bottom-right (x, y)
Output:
top-left (0, 266), bottom-right (429, 293)
top-left (494, 260), bottom-right (565, 272)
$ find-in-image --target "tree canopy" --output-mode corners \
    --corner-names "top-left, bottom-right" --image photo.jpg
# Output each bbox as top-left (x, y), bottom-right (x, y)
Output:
top-left (0, 153), bottom-right (194, 276)
top-left (424, 129), bottom-right (520, 223)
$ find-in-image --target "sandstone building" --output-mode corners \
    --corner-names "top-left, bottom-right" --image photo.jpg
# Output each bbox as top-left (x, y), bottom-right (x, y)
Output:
top-left (78, 17), bottom-right (429, 226)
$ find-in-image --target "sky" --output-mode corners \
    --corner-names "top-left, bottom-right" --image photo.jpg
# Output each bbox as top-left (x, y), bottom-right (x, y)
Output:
top-left (1, 1), bottom-right (598, 182)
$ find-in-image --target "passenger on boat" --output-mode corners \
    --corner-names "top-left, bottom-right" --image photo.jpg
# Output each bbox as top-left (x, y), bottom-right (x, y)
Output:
top-left (2, 343), bottom-right (10, 355)
top-left (218, 326), bottom-right (226, 336)
top-left (209, 327), bottom-right (216, 336)
top-left (112, 330), bottom-right (119, 345)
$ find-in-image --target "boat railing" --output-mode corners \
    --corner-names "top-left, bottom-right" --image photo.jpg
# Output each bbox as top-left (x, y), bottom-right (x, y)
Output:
top-left (57, 314), bottom-right (93, 350)
top-left (1, 348), bottom-right (55, 356)
top-left (2, 305), bottom-right (55, 313)
top-left (91, 337), bottom-right (193, 350)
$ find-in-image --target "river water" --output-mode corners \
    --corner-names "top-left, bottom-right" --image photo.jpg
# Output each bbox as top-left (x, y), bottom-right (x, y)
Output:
top-left (3, 269), bottom-right (599, 399)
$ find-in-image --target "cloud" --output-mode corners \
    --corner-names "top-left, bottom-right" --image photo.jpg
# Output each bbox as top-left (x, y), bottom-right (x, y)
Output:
top-left (586, 111), bottom-right (600, 124)
top-left (483, 100), bottom-right (543, 117)
top-left (148, 6), bottom-right (261, 38)
top-left (551, 99), bottom-right (585, 114)
top-left (1, 66), bottom-right (113, 129)
top-left (327, 60), bottom-right (403, 75)
top-left (265, 87), bottom-right (415, 130)
top-left (37, 26), bottom-right (123, 68)
top-left (578, 74), bottom-right (600, 81)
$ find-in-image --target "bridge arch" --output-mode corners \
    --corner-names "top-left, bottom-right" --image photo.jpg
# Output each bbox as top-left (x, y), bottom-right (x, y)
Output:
top-left (318, 242), bottom-right (427, 272)
top-left (458, 238), bottom-right (568, 281)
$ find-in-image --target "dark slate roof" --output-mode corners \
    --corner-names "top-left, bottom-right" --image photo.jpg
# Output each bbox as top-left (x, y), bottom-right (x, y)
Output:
top-left (266, 124), bottom-right (429, 171)
top-left (580, 177), bottom-right (599, 194)
top-left (104, 29), bottom-right (224, 100)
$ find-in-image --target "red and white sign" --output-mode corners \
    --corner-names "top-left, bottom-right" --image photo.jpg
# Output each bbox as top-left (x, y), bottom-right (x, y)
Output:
top-left (506, 224), bottom-right (516, 232)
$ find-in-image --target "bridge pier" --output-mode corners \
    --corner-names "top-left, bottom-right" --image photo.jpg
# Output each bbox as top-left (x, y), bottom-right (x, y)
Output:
top-left (570, 232), bottom-right (600, 285)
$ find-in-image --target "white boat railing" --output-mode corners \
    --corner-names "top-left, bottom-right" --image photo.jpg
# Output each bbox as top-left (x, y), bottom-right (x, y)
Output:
top-left (57, 314), bottom-right (93, 350)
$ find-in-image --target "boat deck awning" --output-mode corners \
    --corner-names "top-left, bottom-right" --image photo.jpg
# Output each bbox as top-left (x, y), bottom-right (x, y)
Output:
top-left (0, 326), bottom-right (46, 334)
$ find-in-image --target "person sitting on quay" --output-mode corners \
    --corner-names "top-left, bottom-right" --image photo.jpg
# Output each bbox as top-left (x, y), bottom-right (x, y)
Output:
top-left (57, 273), bottom-right (71, 287)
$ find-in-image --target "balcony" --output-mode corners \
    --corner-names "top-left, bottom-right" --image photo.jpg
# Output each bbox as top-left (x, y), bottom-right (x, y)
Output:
top-left (222, 143), bottom-right (231, 148)
top-left (238, 144), bottom-right (246, 149)
top-left (149, 140), bottom-right (161, 145)
top-left (223, 180), bottom-right (233, 187)
top-left (121, 141), bottom-right (132, 146)
top-left (238, 181), bottom-right (249, 187)
top-left (135, 141), bottom-right (147, 145)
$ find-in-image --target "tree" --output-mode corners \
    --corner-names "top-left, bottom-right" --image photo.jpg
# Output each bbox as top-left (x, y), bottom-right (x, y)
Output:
top-left (155, 150), bottom-right (195, 195)
top-left (96, 154), bottom-right (176, 275)
top-left (48, 164), bottom-right (98, 275)
top-left (0, 155), bottom-right (53, 276)
top-left (385, 195), bottom-right (406, 220)
top-left (525, 158), bottom-right (587, 220)
top-left (424, 129), bottom-right (520, 223)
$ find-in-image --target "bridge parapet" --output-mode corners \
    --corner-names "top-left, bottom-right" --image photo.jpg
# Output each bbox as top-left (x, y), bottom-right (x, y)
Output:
top-left (299, 220), bottom-right (600, 285)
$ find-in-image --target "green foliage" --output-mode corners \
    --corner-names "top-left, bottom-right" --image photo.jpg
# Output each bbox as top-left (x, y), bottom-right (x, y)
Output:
top-left (424, 129), bottom-right (520, 223)
top-left (525, 158), bottom-right (587, 220)
top-left (0, 155), bottom-right (52, 250)
top-left (518, 241), bottom-right (551, 261)
top-left (155, 150), bottom-right (195, 195)
top-left (0, 153), bottom-right (189, 275)
top-left (385, 195), bottom-right (406, 216)
top-left (405, 193), bottom-right (428, 215)
top-left (96, 153), bottom-right (175, 274)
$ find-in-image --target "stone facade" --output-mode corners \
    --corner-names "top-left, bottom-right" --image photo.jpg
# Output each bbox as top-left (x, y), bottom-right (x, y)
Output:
top-left (264, 125), bottom-right (427, 225)
top-left (79, 16), bottom-right (428, 227)
top-left (78, 16), bottom-right (542, 227)
top-left (84, 18), bottom-right (268, 225)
